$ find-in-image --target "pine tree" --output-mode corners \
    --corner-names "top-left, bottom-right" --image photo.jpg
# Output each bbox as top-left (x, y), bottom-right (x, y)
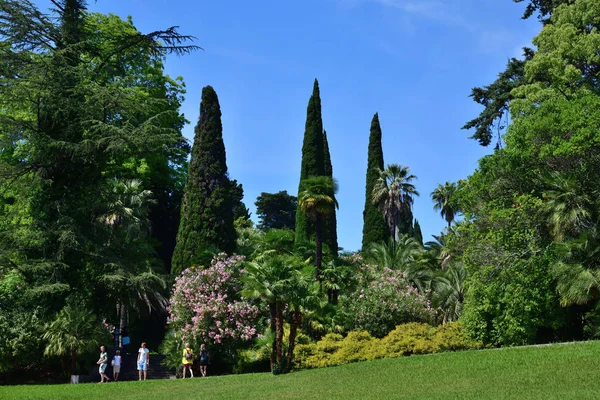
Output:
top-left (361, 113), bottom-right (390, 249)
top-left (295, 79), bottom-right (325, 244)
top-left (171, 86), bottom-right (236, 274)
top-left (323, 131), bottom-right (339, 256)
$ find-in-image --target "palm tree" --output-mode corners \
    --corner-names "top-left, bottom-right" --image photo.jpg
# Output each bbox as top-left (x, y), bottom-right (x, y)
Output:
top-left (551, 232), bottom-right (600, 306)
top-left (431, 182), bottom-right (459, 229)
top-left (43, 304), bottom-right (109, 374)
top-left (298, 176), bottom-right (338, 281)
top-left (542, 172), bottom-right (594, 241)
top-left (431, 263), bottom-right (467, 324)
top-left (367, 235), bottom-right (423, 270)
top-left (241, 255), bottom-right (312, 371)
top-left (236, 224), bottom-right (265, 259)
top-left (285, 263), bottom-right (319, 367)
top-left (372, 164), bottom-right (419, 250)
top-left (366, 235), bottom-right (431, 291)
top-left (100, 179), bottom-right (154, 239)
top-left (425, 234), bottom-right (453, 269)
top-left (98, 179), bottom-right (166, 334)
top-left (251, 228), bottom-right (295, 262)
top-left (320, 256), bottom-right (354, 304)
top-left (541, 172), bottom-right (600, 308)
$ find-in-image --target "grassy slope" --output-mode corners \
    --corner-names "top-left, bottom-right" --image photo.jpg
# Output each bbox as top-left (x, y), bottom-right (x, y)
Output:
top-left (3, 341), bottom-right (600, 400)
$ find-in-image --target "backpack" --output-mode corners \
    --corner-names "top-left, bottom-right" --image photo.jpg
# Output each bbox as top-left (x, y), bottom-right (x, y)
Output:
top-left (185, 349), bottom-right (193, 361)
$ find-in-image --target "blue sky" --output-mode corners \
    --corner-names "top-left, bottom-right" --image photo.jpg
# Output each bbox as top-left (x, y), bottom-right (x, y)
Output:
top-left (39, 0), bottom-right (542, 251)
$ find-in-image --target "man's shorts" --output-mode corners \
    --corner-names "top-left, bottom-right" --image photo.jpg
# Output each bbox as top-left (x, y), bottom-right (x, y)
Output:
top-left (113, 365), bottom-right (121, 373)
top-left (137, 361), bottom-right (148, 371)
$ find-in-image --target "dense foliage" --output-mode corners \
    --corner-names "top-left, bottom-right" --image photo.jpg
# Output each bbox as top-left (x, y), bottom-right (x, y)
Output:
top-left (322, 131), bottom-right (339, 256)
top-left (295, 322), bottom-right (481, 369)
top-left (0, 0), bottom-right (197, 374)
top-left (338, 264), bottom-right (435, 338)
top-left (455, 0), bottom-right (600, 345)
top-left (255, 191), bottom-right (297, 231)
top-left (4, 0), bottom-right (600, 381)
top-left (361, 113), bottom-right (389, 249)
top-left (171, 86), bottom-right (238, 274)
top-left (295, 79), bottom-right (326, 245)
top-left (164, 254), bottom-right (260, 372)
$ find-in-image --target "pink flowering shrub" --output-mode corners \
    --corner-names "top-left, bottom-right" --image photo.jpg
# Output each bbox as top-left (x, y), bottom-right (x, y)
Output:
top-left (338, 254), bottom-right (435, 338)
top-left (167, 254), bottom-right (260, 350)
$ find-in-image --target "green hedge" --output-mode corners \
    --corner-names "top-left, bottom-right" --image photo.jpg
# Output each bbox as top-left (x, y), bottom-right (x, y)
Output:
top-left (294, 322), bottom-right (482, 369)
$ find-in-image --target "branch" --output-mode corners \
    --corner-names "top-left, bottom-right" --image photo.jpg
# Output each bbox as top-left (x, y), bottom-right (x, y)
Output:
top-left (94, 26), bottom-right (202, 73)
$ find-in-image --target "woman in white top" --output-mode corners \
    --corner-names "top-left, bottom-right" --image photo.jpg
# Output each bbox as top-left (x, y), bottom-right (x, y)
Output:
top-left (112, 350), bottom-right (122, 381)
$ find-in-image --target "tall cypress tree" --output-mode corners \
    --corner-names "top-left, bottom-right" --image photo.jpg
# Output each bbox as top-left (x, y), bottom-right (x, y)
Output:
top-left (171, 86), bottom-right (236, 274)
top-left (323, 130), bottom-right (339, 256)
top-left (399, 208), bottom-right (414, 238)
top-left (295, 79), bottom-right (325, 244)
top-left (413, 219), bottom-right (423, 246)
top-left (361, 113), bottom-right (390, 249)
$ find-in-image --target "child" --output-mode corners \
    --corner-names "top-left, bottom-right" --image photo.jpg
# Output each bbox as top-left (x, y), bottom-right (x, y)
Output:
top-left (112, 350), bottom-right (122, 381)
top-left (181, 343), bottom-right (194, 379)
top-left (97, 346), bottom-right (110, 383)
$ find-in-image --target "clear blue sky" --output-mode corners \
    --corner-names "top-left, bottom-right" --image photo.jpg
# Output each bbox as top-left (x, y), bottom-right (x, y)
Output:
top-left (39, 0), bottom-right (541, 252)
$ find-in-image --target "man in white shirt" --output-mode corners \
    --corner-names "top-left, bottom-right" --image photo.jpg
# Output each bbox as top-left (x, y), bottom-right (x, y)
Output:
top-left (137, 342), bottom-right (150, 381)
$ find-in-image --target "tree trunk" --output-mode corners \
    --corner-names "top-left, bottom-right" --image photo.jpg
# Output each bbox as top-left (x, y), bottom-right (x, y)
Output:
top-left (315, 214), bottom-right (323, 282)
top-left (287, 310), bottom-right (302, 366)
top-left (119, 302), bottom-right (127, 345)
top-left (391, 221), bottom-right (397, 252)
top-left (71, 350), bottom-right (77, 374)
top-left (328, 288), bottom-right (338, 304)
top-left (269, 302), bottom-right (277, 370)
top-left (275, 303), bottom-right (284, 365)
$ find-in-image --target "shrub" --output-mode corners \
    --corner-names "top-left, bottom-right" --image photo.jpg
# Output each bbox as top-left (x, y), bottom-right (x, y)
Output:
top-left (377, 322), bottom-right (439, 357)
top-left (164, 254), bottom-right (261, 371)
top-left (233, 348), bottom-right (271, 374)
top-left (295, 322), bottom-right (481, 369)
top-left (338, 266), bottom-right (435, 337)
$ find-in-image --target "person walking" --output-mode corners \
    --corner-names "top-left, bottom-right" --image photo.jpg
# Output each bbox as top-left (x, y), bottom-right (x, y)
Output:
top-left (181, 343), bottom-right (194, 379)
top-left (97, 346), bottom-right (110, 383)
top-left (112, 350), bottom-right (122, 382)
top-left (137, 342), bottom-right (150, 381)
top-left (199, 344), bottom-right (209, 377)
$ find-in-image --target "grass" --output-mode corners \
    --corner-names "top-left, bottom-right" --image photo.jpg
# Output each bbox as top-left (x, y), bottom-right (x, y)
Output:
top-left (3, 341), bottom-right (600, 399)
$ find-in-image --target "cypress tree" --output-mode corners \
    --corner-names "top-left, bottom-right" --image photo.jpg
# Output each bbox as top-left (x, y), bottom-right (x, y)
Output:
top-left (323, 130), bottom-right (339, 256)
top-left (399, 208), bottom-right (414, 238)
top-left (295, 79), bottom-right (325, 244)
top-left (171, 86), bottom-right (236, 274)
top-left (361, 113), bottom-right (390, 249)
top-left (414, 219), bottom-right (423, 246)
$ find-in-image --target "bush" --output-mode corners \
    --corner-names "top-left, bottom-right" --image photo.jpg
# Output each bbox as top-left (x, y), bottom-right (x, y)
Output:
top-left (295, 322), bottom-right (481, 369)
top-left (337, 266), bottom-right (435, 338)
top-left (233, 348), bottom-right (271, 374)
top-left (163, 254), bottom-right (261, 372)
top-left (377, 323), bottom-right (438, 357)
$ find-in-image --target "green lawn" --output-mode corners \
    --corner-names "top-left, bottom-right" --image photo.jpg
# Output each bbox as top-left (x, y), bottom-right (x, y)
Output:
top-left (3, 341), bottom-right (600, 400)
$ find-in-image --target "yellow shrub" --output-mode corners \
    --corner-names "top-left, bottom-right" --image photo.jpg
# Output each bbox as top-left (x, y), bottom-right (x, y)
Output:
top-left (330, 331), bottom-right (378, 365)
top-left (378, 323), bottom-right (439, 357)
top-left (434, 321), bottom-right (481, 351)
top-left (294, 322), bottom-right (482, 370)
